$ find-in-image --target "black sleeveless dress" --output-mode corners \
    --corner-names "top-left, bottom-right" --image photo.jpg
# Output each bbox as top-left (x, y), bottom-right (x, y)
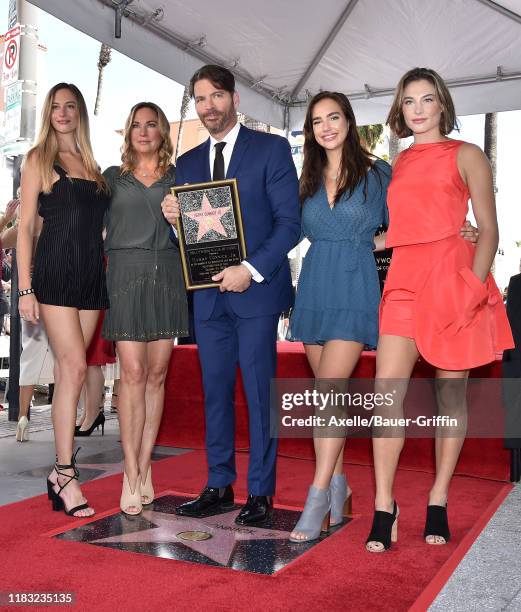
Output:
top-left (32, 165), bottom-right (110, 309)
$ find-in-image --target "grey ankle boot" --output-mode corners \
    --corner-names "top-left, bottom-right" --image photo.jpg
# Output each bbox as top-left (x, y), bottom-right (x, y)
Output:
top-left (329, 473), bottom-right (352, 525)
top-left (289, 485), bottom-right (331, 543)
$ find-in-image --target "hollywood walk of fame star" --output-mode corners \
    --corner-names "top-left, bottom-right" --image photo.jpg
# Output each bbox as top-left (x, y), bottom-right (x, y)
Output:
top-left (184, 193), bottom-right (231, 241)
top-left (76, 461), bottom-right (124, 480)
top-left (91, 508), bottom-right (289, 566)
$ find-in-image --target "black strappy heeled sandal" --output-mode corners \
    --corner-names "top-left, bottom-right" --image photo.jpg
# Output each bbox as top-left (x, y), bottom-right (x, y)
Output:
top-left (424, 504), bottom-right (450, 544)
top-left (46, 448), bottom-right (93, 517)
top-left (365, 501), bottom-right (399, 552)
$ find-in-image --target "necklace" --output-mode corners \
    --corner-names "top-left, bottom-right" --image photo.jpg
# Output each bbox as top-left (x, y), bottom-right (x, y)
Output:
top-left (135, 167), bottom-right (158, 178)
top-left (324, 167), bottom-right (340, 182)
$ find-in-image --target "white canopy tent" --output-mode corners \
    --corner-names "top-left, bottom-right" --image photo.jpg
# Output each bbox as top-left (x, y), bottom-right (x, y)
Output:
top-left (28, 0), bottom-right (521, 129)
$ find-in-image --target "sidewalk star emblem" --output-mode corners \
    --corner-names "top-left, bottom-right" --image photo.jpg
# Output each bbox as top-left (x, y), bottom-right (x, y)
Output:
top-left (91, 508), bottom-right (289, 566)
top-left (184, 192), bottom-right (230, 241)
top-left (53, 494), bottom-right (350, 574)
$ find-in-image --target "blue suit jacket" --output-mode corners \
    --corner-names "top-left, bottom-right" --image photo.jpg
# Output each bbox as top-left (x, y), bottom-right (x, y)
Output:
top-left (175, 125), bottom-right (301, 320)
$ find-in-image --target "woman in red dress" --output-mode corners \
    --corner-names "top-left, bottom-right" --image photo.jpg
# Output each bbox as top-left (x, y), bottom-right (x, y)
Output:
top-left (75, 310), bottom-right (116, 436)
top-left (366, 68), bottom-right (514, 552)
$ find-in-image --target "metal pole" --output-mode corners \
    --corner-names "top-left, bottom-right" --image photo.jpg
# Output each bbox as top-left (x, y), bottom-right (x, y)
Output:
top-left (510, 449), bottom-right (521, 483)
top-left (7, 157), bottom-right (22, 421)
top-left (6, 0), bottom-right (39, 421)
top-left (18, 0), bottom-right (38, 142)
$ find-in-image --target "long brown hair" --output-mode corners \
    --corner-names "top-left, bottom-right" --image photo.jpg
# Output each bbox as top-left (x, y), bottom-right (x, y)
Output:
top-left (300, 91), bottom-right (376, 205)
top-left (387, 67), bottom-right (458, 138)
top-left (120, 102), bottom-right (173, 175)
top-left (25, 83), bottom-right (107, 194)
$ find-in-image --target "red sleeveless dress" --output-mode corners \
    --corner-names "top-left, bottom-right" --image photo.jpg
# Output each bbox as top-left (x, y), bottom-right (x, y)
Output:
top-left (86, 310), bottom-right (116, 366)
top-left (380, 139), bottom-right (513, 370)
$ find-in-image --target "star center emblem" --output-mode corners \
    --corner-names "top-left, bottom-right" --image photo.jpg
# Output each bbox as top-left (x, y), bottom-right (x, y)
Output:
top-left (184, 192), bottom-right (231, 241)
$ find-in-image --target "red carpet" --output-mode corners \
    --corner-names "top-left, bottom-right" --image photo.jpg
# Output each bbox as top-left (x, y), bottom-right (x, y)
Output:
top-left (1, 451), bottom-right (511, 612)
top-left (158, 343), bottom-right (511, 481)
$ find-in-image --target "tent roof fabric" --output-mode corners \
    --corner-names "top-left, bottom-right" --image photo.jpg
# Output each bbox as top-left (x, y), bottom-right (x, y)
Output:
top-left (28, 0), bottom-right (521, 128)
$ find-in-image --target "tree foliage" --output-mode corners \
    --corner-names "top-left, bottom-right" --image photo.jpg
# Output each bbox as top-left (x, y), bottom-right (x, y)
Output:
top-left (358, 124), bottom-right (384, 152)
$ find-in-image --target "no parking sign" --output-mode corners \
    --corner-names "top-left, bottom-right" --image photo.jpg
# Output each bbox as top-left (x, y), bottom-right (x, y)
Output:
top-left (2, 24), bottom-right (20, 87)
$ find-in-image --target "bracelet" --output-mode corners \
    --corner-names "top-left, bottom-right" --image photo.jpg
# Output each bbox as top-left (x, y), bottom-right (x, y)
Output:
top-left (18, 288), bottom-right (35, 297)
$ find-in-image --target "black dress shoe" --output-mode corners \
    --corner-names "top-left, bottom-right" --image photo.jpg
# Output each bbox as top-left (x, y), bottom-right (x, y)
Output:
top-left (175, 485), bottom-right (234, 518)
top-left (235, 495), bottom-right (272, 525)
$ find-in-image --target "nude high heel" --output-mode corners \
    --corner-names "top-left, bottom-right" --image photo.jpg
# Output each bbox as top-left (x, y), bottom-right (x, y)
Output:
top-left (120, 473), bottom-right (142, 515)
top-left (16, 416), bottom-right (29, 442)
top-left (140, 466), bottom-right (154, 505)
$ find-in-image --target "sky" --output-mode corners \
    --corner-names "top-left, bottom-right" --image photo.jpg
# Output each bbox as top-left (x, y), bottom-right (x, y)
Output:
top-left (1, 4), bottom-right (520, 288)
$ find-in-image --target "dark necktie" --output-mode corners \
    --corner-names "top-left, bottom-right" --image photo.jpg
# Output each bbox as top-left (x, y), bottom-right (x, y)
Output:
top-left (213, 141), bottom-right (226, 181)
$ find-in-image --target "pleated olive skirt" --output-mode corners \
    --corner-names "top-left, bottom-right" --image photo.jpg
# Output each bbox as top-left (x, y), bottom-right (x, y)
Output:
top-left (103, 249), bottom-right (188, 342)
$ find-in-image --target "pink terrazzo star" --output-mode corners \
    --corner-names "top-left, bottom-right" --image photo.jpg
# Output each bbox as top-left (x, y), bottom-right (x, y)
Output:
top-left (91, 508), bottom-right (289, 566)
top-left (184, 193), bottom-right (230, 241)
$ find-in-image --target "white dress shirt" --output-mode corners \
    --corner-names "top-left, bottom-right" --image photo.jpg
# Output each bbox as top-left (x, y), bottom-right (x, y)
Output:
top-left (209, 121), bottom-right (263, 283)
top-left (208, 120), bottom-right (241, 179)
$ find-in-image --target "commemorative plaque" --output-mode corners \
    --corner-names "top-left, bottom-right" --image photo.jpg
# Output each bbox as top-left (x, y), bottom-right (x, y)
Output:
top-left (172, 179), bottom-right (247, 290)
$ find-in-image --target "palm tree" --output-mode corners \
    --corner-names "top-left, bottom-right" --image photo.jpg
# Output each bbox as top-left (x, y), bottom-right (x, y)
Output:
top-left (174, 86), bottom-right (191, 160)
top-left (94, 43), bottom-right (112, 116)
top-left (484, 112), bottom-right (498, 274)
top-left (388, 130), bottom-right (402, 162)
top-left (358, 124), bottom-right (383, 152)
top-left (484, 112), bottom-right (498, 193)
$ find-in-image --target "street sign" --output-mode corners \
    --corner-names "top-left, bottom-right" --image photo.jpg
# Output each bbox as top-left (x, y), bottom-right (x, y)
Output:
top-left (2, 25), bottom-right (21, 87)
top-left (4, 81), bottom-right (23, 143)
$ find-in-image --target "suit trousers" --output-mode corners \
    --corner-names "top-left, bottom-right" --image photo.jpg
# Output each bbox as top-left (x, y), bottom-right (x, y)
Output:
top-left (195, 291), bottom-right (279, 495)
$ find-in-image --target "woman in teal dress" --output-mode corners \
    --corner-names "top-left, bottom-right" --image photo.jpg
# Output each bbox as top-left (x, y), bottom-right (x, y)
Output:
top-left (287, 91), bottom-right (390, 542)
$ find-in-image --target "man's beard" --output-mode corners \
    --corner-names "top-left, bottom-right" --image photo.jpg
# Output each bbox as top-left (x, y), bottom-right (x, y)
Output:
top-left (201, 108), bottom-right (234, 135)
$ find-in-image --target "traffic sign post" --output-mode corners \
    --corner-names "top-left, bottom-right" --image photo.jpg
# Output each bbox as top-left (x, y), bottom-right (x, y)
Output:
top-left (2, 1), bottom-right (40, 422)
top-left (1, 24), bottom-right (20, 87)
top-left (4, 81), bottom-right (23, 142)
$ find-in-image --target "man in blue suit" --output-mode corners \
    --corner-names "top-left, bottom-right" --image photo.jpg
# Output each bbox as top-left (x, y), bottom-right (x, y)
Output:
top-left (162, 65), bottom-right (300, 524)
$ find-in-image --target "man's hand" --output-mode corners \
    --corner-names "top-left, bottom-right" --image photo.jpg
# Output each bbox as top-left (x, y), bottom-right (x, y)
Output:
top-left (212, 265), bottom-right (252, 293)
top-left (460, 219), bottom-right (479, 243)
top-left (161, 193), bottom-right (180, 225)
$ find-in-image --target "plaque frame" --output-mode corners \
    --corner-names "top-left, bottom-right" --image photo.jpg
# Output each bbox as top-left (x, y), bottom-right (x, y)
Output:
top-left (172, 178), bottom-right (247, 290)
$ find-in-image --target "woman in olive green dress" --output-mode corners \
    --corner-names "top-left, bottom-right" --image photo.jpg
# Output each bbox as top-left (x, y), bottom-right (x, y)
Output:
top-left (103, 102), bottom-right (188, 515)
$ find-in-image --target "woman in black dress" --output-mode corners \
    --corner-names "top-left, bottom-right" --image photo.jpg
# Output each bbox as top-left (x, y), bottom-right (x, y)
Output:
top-left (17, 83), bottom-right (109, 517)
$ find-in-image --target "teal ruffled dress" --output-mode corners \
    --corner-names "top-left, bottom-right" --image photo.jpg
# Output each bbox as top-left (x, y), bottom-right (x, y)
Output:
top-left (287, 160), bottom-right (390, 347)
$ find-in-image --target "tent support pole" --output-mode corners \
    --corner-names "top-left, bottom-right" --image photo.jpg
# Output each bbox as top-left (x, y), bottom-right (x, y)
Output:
top-left (114, 1), bottom-right (133, 39)
top-left (291, 0), bottom-right (360, 99)
top-left (473, 0), bottom-right (521, 25)
top-left (98, 0), bottom-right (281, 106)
top-left (289, 68), bottom-right (521, 107)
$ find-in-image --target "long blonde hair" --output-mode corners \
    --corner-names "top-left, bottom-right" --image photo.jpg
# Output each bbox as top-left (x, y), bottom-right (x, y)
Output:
top-left (120, 102), bottom-right (173, 175)
top-left (25, 83), bottom-right (107, 193)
